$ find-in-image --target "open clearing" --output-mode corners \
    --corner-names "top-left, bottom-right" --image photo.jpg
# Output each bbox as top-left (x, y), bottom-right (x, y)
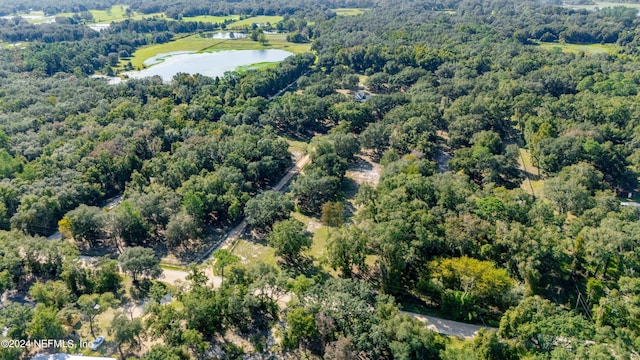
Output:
top-left (230, 155), bottom-right (380, 271)
top-left (124, 33), bottom-right (310, 69)
top-left (24, 5), bottom-right (165, 24)
top-left (88, 5), bottom-right (130, 23)
top-left (227, 15), bottom-right (284, 29)
top-left (564, 1), bottom-right (640, 10)
top-left (181, 15), bottom-right (240, 23)
top-left (535, 41), bottom-right (618, 55)
top-left (518, 148), bottom-right (545, 198)
top-left (332, 8), bottom-right (369, 16)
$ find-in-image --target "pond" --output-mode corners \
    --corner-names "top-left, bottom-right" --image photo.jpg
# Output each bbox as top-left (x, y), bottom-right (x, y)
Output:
top-left (123, 49), bottom-right (293, 81)
top-left (202, 32), bottom-right (247, 39)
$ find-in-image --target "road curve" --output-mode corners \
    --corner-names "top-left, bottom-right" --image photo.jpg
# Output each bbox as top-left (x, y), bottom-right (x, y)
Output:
top-left (401, 311), bottom-right (497, 338)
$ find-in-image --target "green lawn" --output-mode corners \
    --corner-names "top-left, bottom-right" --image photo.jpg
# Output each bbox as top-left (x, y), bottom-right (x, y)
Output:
top-left (89, 5), bottom-right (129, 23)
top-left (331, 8), bottom-right (369, 16)
top-left (230, 212), bottom-right (334, 271)
top-left (231, 238), bottom-right (277, 266)
top-left (236, 62), bottom-right (279, 72)
top-left (182, 15), bottom-right (240, 23)
top-left (284, 138), bottom-right (309, 155)
top-left (124, 33), bottom-right (311, 69)
top-left (535, 41), bottom-right (618, 55)
top-left (227, 15), bottom-right (284, 29)
top-left (307, 225), bottom-right (331, 260)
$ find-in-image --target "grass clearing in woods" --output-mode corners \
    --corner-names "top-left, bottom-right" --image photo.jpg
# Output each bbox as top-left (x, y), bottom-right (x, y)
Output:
top-left (226, 15), bottom-right (284, 29)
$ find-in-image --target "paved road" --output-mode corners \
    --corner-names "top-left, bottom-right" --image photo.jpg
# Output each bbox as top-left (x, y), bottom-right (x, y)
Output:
top-left (402, 311), bottom-right (497, 338)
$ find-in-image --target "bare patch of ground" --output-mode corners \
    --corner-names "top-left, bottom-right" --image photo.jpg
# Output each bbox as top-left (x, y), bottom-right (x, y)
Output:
top-left (306, 218), bottom-right (323, 232)
top-left (346, 155), bottom-right (381, 186)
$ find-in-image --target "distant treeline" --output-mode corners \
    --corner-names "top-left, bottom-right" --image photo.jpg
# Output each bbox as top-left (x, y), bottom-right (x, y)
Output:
top-left (0, 0), bottom-right (376, 17)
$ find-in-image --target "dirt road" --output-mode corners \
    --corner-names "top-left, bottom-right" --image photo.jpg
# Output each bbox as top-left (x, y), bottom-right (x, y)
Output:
top-left (402, 311), bottom-right (497, 338)
top-left (195, 154), bottom-right (311, 261)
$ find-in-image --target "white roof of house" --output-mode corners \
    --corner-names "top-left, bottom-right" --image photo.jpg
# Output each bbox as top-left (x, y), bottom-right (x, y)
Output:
top-left (32, 354), bottom-right (116, 360)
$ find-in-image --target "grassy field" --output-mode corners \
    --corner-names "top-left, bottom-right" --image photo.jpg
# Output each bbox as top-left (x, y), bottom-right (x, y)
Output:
top-left (230, 212), bottom-right (333, 271)
top-left (565, 1), bottom-right (640, 10)
top-left (535, 41), bottom-right (618, 55)
top-left (236, 61), bottom-right (279, 72)
top-left (227, 15), bottom-right (284, 29)
top-left (518, 148), bottom-right (545, 198)
top-left (331, 8), bottom-right (369, 16)
top-left (285, 138), bottom-right (309, 155)
top-left (21, 5), bottom-right (165, 24)
top-left (181, 15), bottom-right (240, 24)
top-left (124, 33), bottom-right (311, 69)
top-left (232, 237), bottom-right (277, 266)
top-left (89, 5), bottom-right (129, 23)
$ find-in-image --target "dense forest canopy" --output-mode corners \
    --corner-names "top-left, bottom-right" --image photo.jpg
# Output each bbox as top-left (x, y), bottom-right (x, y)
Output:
top-left (1, 0), bottom-right (640, 358)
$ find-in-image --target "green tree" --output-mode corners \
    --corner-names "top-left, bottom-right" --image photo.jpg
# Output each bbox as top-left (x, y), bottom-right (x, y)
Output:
top-left (291, 171), bottom-right (340, 214)
top-left (0, 303), bottom-right (33, 340)
top-left (181, 286), bottom-right (226, 338)
top-left (244, 191), bottom-right (293, 232)
top-left (165, 211), bottom-right (202, 248)
top-left (182, 329), bottom-right (210, 360)
top-left (0, 270), bottom-right (13, 300)
top-left (94, 259), bottom-right (122, 294)
top-left (143, 345), bottom-right (183, 360)
top-left (381, 312), bottom-right (446, 360)
top-left (499, 296), bottom-right (595, 354)
top-left (118, 247), bottom-right (161, 283)
top-left (283, 307), bottom-right (318, 350)
top-left (211, 249), bottom-right (239, 284)
top-left (110, 201), bottom-right (150, 247)
top-left (77, 292), bottom-right (119, 337)
top-left (111, 312), bottom-right (142, 360)
top-left (268, 219), bottom-right (312, 262)
top-left (321, 201), bottom-right (344, 227)
top-left (28, 280), bottom-right (75, 309)
top-left (360, 122), bottom-right (391, 156)
top-left (62, 204), bottom-right (104, 246)
top-left (27, 304), bottom-right (66, 340)
top-left (326, 226), bottom-right (367, 277)
top-left (545, 177), bottom-right (594, 215)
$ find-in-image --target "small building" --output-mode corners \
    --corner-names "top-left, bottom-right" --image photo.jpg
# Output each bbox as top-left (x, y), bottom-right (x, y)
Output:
top-left (354, 91), bottom-right (370, 102)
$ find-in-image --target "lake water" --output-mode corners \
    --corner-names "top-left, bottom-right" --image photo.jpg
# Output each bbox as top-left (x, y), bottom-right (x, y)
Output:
top-left (124, 49), bottom-right (293, 81)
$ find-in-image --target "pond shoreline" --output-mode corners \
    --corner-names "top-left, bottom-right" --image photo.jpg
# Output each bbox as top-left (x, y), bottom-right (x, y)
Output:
top-left (122, 49), bottom-right (293, 82)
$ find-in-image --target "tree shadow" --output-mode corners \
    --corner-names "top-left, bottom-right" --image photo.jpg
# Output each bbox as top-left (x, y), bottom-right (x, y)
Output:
top-left (169, 226), bottom-right (227, 264)
top-left (350, 156), bottom-right (374, 172)
top-left (340, 176), bottom-right (360, 200)
top-left (522, 170), bottom-right (541, 181)
top-left (278, 255), bottom-right (326, 278)
top-left (79, 243), bottom-right (118, 258)
top-left (130, 278), bottom-right (152, 301)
